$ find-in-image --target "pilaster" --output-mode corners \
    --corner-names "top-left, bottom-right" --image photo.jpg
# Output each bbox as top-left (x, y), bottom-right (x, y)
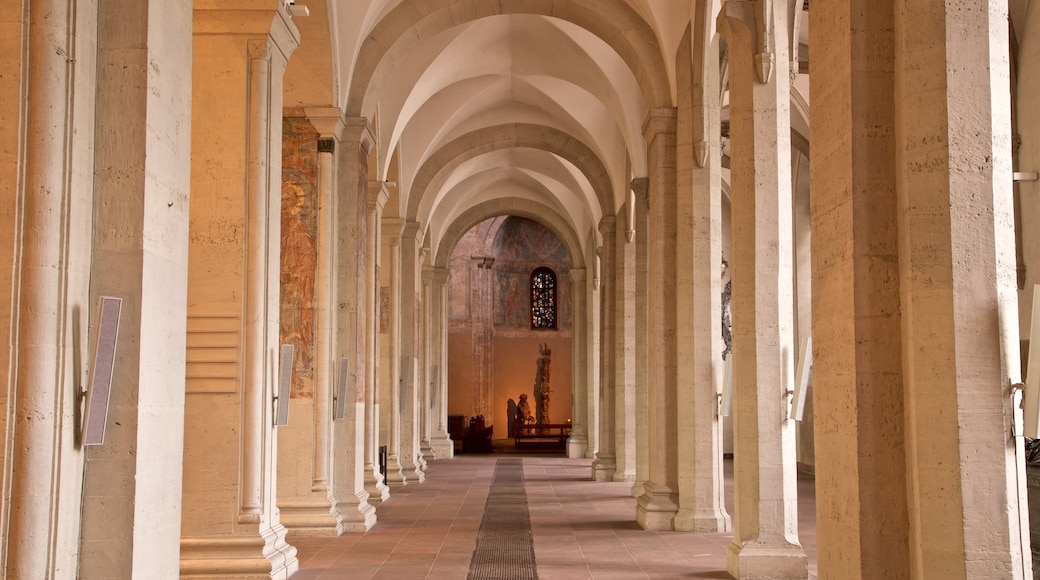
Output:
top-left (636, 108), bottom-right (682, 530)
top-left (567, 268), bottom-right (591, 458)
top-left (614, 211), bottom-right (637, 482)
top-left (592, 217), bottom-right (618, 482)
top-left (674, 23), bottom-right (730, 534)
top-left (718, 2), bottom-right (806, 577)
top-left (380, 218), bottom-right (407, 485)
top-left (428, 267), bottom-right (455, 458)
top-left (398, 222), bottom-right (426, 483)
top-left (183, 5), bottom-right (302, 577)
top-left (365, 181), bottom-right (391, 502)
top-left (326, 117), bottom-right (376, 531)
top-left (631, 179), bottom-right (650, 496)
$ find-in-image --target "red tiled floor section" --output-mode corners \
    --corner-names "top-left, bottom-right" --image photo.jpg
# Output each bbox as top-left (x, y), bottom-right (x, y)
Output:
top-left (291, 454), bottom-right (817, 579)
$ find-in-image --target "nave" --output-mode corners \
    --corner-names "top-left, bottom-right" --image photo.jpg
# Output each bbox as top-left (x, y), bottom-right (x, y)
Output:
top-left (292, 455), bottom-right (818, 579)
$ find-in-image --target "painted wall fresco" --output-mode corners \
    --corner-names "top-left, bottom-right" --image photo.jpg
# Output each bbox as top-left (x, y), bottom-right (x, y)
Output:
top-left (280, 117), bottom-right (319, 398)
top-left (492, 217), bottom-right (571, 331)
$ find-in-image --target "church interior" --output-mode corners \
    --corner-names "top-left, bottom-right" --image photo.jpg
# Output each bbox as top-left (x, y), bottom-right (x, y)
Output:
top-left (3, 0), bottom-right (1040, 578)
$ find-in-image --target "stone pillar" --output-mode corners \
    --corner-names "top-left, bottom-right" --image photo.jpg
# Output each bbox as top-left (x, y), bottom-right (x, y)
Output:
top-left (592, 217), bottom-right (618, 482)
top-left (74, 1), bottom-right (192, 577)
top-left (3, 0), bottom-right (97, 575)
top-left (809, 4), bottom-right (909, 577)
top-left (472, 255), bottom-right (497, 420)
top-left (325, 118), bottom-right (377, 531)
top-left (614, 211), bottom-right (637, 482)
top-left (380, 219), bottom-right (407, 485)
top-left (631, 179), bottom-right (651, 497)
top-left (892, 0), bottom-right (1028, 576)
top-left (586, 238), bottom-right (602, 458)
top-left (275, 110), bottom-right (348, 536)
top-left (567, 268), bottom-right (591, 458)
top-left (365, 181), bottom-right (390, 502)
top-left (420, 259), bottom-right (436, 462)
top-left (637, 108), bottom-right (681, 530)
top-left (674, 22), bottom-right (730, 533)
top-left (429, 267), bottom-right (455, 458)
top-left (399, 222), bottom-right (426, 482)
top-left (718, 2), bottom-right (807, 577)
top-left (182, 6), bottom-right (300, 577)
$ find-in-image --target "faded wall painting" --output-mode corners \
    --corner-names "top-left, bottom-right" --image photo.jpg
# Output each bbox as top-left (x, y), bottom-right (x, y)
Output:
top-left (493, 217), bottom-right (571, 330)
top-left (280, 117), bottom-right (319, 398)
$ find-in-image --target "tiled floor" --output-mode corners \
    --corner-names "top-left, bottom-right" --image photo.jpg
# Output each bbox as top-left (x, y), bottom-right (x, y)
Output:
top-left (291, 453), bottom-right (817, 579)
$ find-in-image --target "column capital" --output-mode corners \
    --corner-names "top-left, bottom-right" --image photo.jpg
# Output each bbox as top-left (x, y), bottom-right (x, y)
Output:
top-left (343, 116), bottom-right (375, 152)
top-left (568, 268), bottom-right (587, 283)
top-left (631, 177), bottom-right (649, 204)
top-left (598, 215), bottom-right (617, 236)
top-left (301, 106), bottom-right (345, 141)
top-left (431, 267), bottom-right (451, 285)
top-left (642, 107), bottom-right (677, 141)
top-left (194, 5), bottom-right (300, 61)
top-left (382, 217), bottom-right (405, 243)
top-left (367, 180), bottom-right (390, 213)
top-left (402, 221), bottom-right (424, 242)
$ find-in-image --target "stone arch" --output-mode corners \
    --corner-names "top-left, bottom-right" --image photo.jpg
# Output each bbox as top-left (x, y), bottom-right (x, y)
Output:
top-left (346, 0), bottom-right (671, 116)
top-left (409, 123), bottom-right (613, 222)
top-left (434, 198), bottom-right (585, 270)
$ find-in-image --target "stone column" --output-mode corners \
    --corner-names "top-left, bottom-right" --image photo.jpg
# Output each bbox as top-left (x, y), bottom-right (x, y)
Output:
top-left (275, 110), bottom-right (348, 536)
top-left (567, 268), bottom-right (590, 458)
top-left (637, 108), bottom-right (681, 530)
top-left (429, 267), bottom-right (455, 458)
top-left (809, 4), bottom-right (909, 577)
top-left (182, 6), bottom-right (300, 577)
top-left (74, 1), bottom-right (192, 577)
top-left (420, 260), bottom-right (436, 462)
top-left (5, 1), bottom-right (97, 576)
top-left (718, 2), bottom-right (807, 577)
top-left (398, 222), bottom-right (426, 482)
top-left (327, 118), bottom-right (376, 531)
top-left (592, 217), bottom-right (618, 481)
top-left (472, 255), bottom-right (497, 420)
top-left (631, 179), bottom-right (651, 497)
top-left (381, 219), bottom-right (407, 485)
top-left (365, 181), bottom-right (390, 502)
top-left (892, 0), bottom-right (1028, 576)
top-left (674, 21), bottom-right (730, 533)
top-left (614, 211), bottom-right (637, 482)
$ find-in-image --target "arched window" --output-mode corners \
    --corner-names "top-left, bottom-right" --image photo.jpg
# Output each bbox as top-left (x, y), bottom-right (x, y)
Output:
top-left (530, 267), bottom-right (557, 329)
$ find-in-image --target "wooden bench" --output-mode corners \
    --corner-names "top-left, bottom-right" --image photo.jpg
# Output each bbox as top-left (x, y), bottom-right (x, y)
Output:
top-left (514, 423), bottom-right (571, 449)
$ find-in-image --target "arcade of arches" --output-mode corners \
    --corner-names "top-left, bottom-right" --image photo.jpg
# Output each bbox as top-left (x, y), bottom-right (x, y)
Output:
top-left (3, 0), bottom-right (1040, 578)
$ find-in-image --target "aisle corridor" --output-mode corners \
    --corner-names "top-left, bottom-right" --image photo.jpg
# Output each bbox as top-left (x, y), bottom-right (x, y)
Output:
top-left (291, 455), bottom-right (818, 579)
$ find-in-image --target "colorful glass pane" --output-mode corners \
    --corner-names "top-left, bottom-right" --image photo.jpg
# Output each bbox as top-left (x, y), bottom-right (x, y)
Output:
top-left (530, 267), bottom-right (556, 329)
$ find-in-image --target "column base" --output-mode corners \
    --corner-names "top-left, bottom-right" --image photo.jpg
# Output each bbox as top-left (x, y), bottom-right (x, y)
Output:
top-left (384, 455), bottom-right (409, 486)
top-left (612, 470), bottom-right (635, 483)
top-left (364, 464), bottom-right (391, 504)
top-left (419, 442), bottom-right (433, 466)
top-left (180, 524), bottom-right (298, 579)
top-left (334, 490), bottom-right (377, 533)
top-left (673, 507), bottom-right (731, 533)
top-left (429, 433), bottom-right (454, 459)
top-left (591, 454), bottom-right (616, 482)
top-left (631, 479), bottom-right (646, 498)
top-left (405, 455), bottom-right (427, 483)
top-left (279, 496), bottom-right (346, 537)
top-left (726, 539), bottom-right (808, 580)
top-left (636, 481), bottom-right (679, 530)
top-left (567, 434), bottom-right (588, 458)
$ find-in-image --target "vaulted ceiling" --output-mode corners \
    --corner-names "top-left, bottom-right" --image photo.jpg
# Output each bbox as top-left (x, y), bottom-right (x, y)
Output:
top-left (284, 0), bottom-right (812, 264)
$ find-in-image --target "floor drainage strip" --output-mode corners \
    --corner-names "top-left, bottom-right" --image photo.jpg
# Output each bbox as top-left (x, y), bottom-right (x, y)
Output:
top-left (467, 458), bottom-right (538, 580)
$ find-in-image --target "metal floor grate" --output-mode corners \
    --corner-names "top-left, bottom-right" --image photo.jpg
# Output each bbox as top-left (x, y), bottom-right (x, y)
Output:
top-left (467, 458), bottom-right (538, 580)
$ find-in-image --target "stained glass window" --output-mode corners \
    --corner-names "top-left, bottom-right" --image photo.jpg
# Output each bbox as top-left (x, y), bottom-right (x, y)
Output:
top-left (530, 267), bottom-right (557, 329)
